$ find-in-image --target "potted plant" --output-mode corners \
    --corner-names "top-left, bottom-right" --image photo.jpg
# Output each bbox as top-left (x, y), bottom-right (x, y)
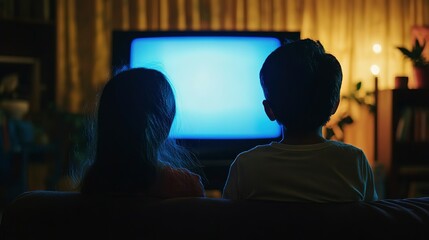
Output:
top-left (396, 39), bottom-right (429, 89)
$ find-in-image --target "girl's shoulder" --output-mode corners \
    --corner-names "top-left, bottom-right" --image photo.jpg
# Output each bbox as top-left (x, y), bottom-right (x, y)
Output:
top-left (156, 166), bottom-right (205, 198)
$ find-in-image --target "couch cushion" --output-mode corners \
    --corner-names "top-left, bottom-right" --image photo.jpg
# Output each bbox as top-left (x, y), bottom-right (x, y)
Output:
top-left (1, 191), bottom-right (429, 239)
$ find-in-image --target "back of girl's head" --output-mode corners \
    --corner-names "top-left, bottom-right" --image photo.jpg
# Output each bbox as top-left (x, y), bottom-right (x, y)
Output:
top-left (80, 67), bottom-right (177, 193)
top-left (97, 67), bottom-right (175, 158)
top-left (259, 38), bottom-right (342, 132)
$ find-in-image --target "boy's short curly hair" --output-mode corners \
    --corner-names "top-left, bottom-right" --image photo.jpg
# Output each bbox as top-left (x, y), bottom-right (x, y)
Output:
top-left (260, 39), bottom-right (342, 132)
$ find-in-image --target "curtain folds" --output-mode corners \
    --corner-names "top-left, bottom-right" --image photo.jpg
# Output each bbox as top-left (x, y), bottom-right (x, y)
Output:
top-left (56, 0), bottom-right (429, 112)
top-left (56, 0), bottom-right (429, 162)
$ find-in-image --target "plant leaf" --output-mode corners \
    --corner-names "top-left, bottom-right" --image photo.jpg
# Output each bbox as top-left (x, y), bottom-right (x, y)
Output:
top-left (356, 81), bottom-right (362, 91)
top-left (397, 47), bottom-right (413, 58)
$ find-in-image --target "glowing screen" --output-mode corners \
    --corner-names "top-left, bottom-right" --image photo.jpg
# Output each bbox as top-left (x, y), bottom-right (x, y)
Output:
top-left (130, 36), bottom-right (281, 139)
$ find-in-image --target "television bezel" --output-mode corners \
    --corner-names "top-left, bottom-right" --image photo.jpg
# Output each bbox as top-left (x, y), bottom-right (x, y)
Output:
top-left (111, 30), bottom-right (300, 162)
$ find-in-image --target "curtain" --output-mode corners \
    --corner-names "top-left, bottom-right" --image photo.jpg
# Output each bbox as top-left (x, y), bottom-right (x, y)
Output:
top-left (56, 0), bottom-right (429, 112)
top-left (56, 0), bottom-right (429, 163)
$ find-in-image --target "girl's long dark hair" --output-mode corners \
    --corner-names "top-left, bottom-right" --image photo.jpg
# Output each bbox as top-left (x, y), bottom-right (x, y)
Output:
top-left (75, 67), bottom-right (201, 194)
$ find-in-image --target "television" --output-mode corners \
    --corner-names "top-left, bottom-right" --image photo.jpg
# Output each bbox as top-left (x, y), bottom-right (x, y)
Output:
top-left (111, 30), bottom-right (300, 165)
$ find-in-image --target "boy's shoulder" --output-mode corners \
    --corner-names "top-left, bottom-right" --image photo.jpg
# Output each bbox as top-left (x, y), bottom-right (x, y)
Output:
top-left (237, 140), bottom-right (364, 158)
top-left (325, 140), bottom-right (365, 153)
top-left (324, 139), bottom-right (357, 147)
top-left (242, 142), bottom-right (275, 153)
top-left (235, 142), bottom-right (279, 159)
top-left (231, 143), bottom-right (275, 166)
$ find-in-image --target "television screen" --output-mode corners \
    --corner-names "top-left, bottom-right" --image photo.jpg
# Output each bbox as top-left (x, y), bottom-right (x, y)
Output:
top-left (112, 31), bottom-right (300, 162)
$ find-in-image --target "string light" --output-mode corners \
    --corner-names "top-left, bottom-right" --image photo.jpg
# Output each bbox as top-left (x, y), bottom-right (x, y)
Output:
top-left (370, 64), bottom-right (380, 76)
top-left (372, 43), bottom-right (382, 54)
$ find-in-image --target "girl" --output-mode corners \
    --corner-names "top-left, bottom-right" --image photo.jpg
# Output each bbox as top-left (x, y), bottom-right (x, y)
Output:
top-left (79, 67), bottom-right (205, 198)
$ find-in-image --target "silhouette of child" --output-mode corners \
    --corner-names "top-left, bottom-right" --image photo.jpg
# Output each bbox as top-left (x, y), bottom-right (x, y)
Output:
top-left (79, 67), bottom-right (205, 198)
top-left (223, 39), bottom-right (378, 202)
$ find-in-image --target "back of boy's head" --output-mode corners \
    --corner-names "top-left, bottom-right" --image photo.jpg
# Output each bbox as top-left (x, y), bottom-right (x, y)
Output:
top-left (260, 38), bottom-right (342, 132)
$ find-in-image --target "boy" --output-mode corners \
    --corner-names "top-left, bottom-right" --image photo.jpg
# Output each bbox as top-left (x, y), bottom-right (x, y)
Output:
top-left (222, 39), bottom-right (378, 202)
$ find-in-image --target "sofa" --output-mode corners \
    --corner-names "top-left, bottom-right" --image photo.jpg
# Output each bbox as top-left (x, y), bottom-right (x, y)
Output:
top-left (1, 191), bottom-right (429, 239)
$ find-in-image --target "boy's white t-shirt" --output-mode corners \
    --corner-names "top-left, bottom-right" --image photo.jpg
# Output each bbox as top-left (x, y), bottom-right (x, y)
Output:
top-left (222, 140), bottom-right (379, 202)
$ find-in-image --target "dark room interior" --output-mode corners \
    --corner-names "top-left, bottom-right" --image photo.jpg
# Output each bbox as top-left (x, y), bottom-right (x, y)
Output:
top-left (1, 0), bottom-right (429, 238)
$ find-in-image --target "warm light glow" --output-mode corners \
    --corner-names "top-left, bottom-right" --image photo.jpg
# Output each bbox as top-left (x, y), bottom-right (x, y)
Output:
top-left (370, 64), bottom-right (380, 76)
top-left (372, 44), bottom-right (382, 54)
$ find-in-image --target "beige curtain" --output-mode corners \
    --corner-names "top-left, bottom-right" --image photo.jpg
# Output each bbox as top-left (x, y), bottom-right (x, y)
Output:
top-left (56, 0), bottom-right (429, 163)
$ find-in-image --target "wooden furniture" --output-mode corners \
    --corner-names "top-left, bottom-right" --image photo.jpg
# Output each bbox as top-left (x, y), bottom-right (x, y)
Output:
top-left (0, 0), bottom-right (56, 113)
top-left (378, 89), bottom-right (429, 198)
top-left (1, 3), bottom-right (58, 209)
top-left (0, 19), bottom-right (56, 112)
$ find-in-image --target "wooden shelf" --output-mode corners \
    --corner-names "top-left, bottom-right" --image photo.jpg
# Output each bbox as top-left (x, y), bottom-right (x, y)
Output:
top-left (377, 89), bottom-right (429, 198)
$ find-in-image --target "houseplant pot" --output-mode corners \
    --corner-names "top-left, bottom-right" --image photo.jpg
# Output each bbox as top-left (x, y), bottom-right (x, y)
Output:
top-left (413, 65), bottom-right (429, 89)
top-left (397, 39), bottom-right (429, 89)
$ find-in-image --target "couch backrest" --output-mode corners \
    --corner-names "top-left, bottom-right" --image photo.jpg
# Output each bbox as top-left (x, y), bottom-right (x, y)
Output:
top-left (1, 191), bottom-right (429, 239)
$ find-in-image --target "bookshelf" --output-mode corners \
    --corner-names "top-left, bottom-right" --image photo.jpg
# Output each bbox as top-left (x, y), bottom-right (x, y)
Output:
top-left (0, 0), bottom-right (57, 209)
top-left (378, 89), bottom-right (429, 198)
